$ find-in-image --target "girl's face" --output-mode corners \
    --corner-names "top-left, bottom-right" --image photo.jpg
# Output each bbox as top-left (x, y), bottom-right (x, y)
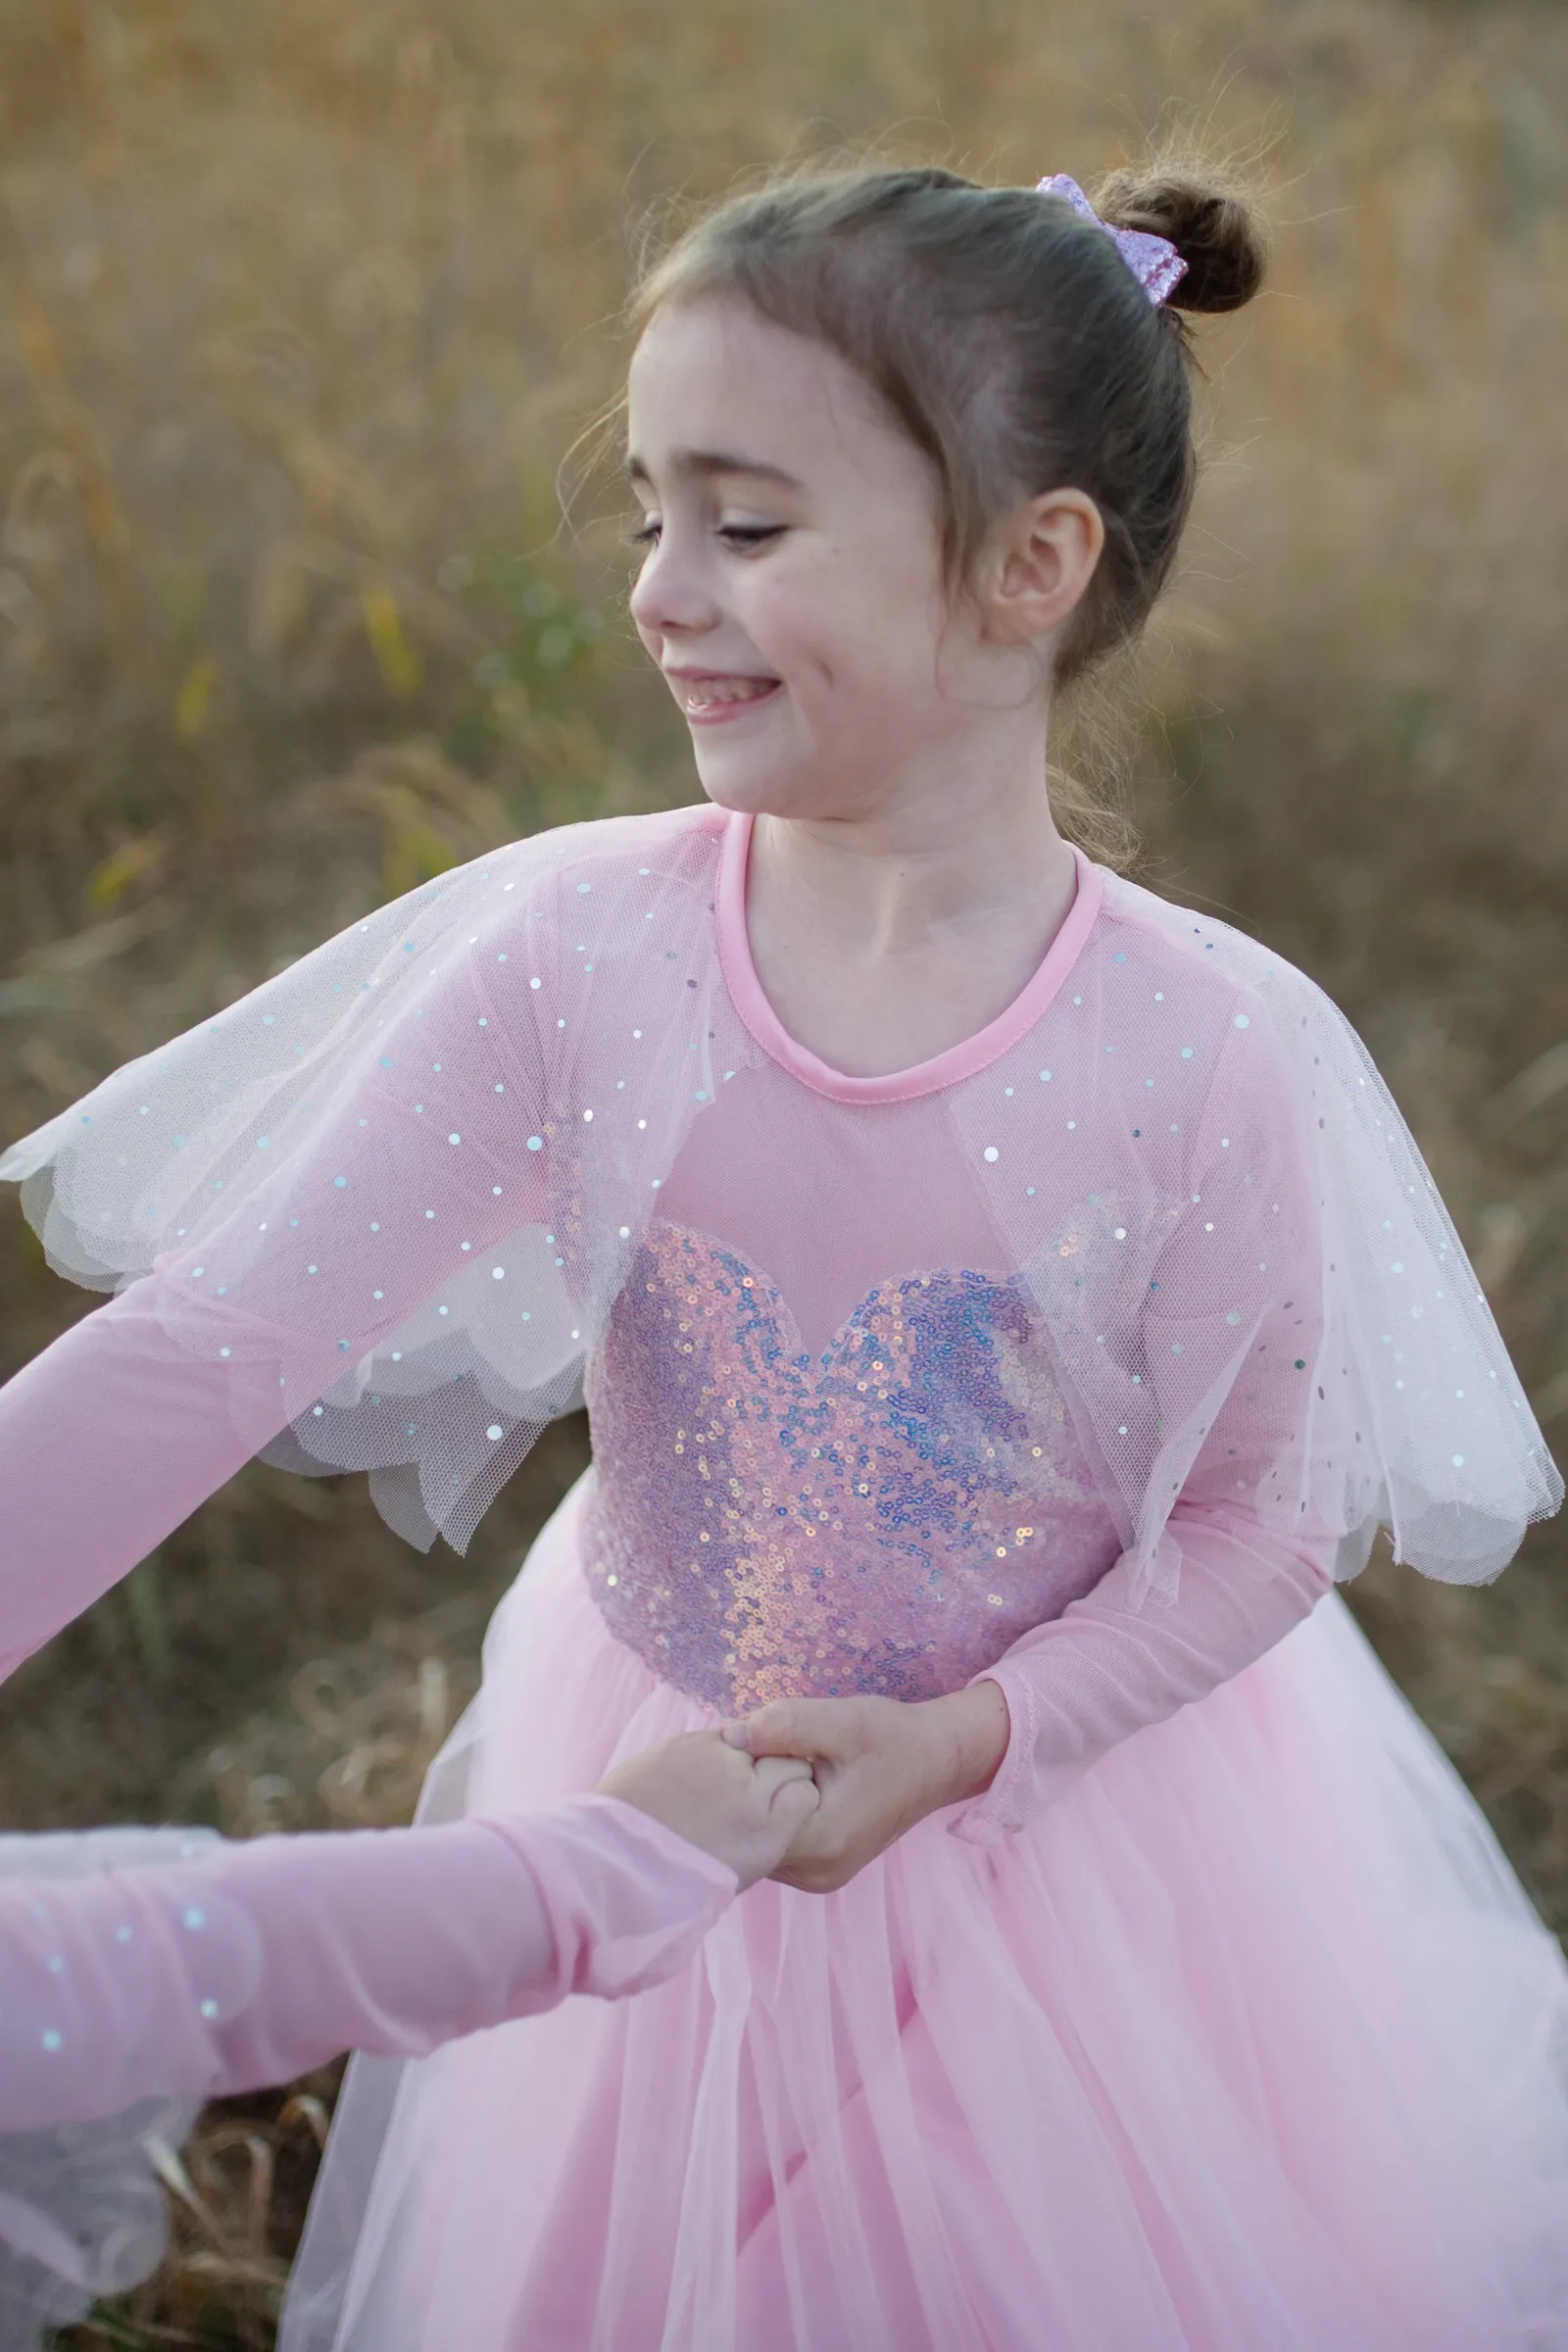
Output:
top-left (626, 296), bottom-right (1032, 824)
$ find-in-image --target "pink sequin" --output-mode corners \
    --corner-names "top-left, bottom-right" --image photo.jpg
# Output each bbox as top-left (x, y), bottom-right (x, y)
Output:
top-left (582, 1222), bottom-right (1120, 1711)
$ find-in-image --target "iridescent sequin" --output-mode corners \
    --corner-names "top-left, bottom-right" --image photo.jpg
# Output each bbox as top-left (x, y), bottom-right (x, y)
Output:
top-left (583, 1222), bottom-right (1120, 1711)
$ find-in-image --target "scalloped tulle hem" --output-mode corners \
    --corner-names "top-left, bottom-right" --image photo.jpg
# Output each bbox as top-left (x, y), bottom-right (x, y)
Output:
top-left (282, 1482), bottom-right (1568, 2352)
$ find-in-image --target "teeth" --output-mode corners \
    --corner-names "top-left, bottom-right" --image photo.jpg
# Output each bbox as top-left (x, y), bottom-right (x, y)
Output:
top-left (684, 677), bottom-right (775, 708)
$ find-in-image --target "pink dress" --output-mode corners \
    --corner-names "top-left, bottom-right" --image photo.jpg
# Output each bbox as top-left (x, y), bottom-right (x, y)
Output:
top-left (2, 804), bottom-right (1564, 2348)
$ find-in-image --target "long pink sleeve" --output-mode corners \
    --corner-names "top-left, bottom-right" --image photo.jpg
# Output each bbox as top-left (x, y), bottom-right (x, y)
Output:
top-left (954, 1504), bottom-right (1333, 1839)
top-left (955, 1001), bottom-right (1341, 1841)
top-left (0, 1797), bottom-right (734, 2134)
top-left (0, 940), bottom-right (550, 1680)
top-left (0, 1291), bottom-right (283, 1681)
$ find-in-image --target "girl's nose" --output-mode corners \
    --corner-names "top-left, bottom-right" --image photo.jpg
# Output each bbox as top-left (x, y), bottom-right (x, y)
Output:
top-left (628, 536), bottom-right (720, 640)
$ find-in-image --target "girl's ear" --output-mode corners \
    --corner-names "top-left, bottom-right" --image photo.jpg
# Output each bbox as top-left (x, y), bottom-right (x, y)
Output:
top-left (979, 488), bottom-right (1105, 648)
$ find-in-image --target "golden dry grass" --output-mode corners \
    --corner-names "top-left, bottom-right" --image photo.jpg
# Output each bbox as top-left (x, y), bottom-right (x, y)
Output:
top-left (0, 0), bottom-right (1564, 2341)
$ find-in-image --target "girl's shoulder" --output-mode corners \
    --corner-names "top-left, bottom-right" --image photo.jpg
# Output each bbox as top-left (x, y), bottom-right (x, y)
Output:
top-left (1091, 862), bottom-right (1344, 1044)
top-left (489, 801), bottom-right (724, 901)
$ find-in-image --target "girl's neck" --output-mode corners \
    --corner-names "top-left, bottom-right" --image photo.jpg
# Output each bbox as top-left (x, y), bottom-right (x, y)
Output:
top-left (751, 785), bottom-right (1071, 957)
top-left (740, 763), bottom-right (1081, 1082)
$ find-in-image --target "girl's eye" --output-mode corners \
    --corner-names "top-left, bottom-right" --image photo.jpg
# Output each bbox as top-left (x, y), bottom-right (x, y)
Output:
top-left (623, 521), bottom-right (784, 551)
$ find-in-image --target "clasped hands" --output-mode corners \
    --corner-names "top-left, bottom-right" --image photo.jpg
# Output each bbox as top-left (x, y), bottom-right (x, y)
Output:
top-left (601, 1683), bottom-right (1010, 1895)
top-left (722, 1682), bottom-right (1012, 1890)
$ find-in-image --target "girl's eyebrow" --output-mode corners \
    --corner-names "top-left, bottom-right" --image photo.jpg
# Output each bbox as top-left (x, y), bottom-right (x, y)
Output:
top-left (625, 448), bottom-right (806, 492)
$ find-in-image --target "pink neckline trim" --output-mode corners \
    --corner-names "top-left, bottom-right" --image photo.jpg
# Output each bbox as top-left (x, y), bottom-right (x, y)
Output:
top-left (714, 808), bottom-right (1104, 1103)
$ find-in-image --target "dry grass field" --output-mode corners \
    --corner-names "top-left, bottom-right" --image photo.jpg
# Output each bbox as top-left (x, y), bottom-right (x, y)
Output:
top-left (0, 0), bottom-right (1565, 2340)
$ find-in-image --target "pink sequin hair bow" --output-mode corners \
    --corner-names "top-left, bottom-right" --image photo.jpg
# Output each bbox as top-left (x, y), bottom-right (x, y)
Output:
top-left (1036, 174), bottom-right (1187, 307)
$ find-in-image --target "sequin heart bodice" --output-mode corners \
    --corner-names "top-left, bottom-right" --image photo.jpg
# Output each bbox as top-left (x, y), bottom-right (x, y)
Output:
top-left (581, 1223), bottom-right (1121, 1712)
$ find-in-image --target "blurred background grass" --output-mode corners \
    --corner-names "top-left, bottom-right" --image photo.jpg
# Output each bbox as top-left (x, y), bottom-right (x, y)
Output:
top-left (0, 0), bottom-right (1565, 2339)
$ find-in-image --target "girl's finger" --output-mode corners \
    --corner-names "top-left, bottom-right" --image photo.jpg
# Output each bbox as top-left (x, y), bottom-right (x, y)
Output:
top-left (752, 1754), bottom-right (816, 1791)
top-left (724, 1699), bottom-right (828, 1758)
top-left (769, 1779), bottom-right (821, 1834)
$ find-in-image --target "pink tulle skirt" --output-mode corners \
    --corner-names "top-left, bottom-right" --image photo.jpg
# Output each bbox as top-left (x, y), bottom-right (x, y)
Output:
top-left (282, 1475), bottom-right (1568, 2351)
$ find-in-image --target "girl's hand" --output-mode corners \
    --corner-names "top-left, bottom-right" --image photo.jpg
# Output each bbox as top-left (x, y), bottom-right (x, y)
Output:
top-left (598, 1730), bottom-right (820, 1890)
top-left (719, 1683), bottom-right (1011, 1893)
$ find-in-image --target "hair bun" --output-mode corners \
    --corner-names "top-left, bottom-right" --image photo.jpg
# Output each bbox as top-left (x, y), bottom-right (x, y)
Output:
top-left (1090, 167), bottom-right (1268, 315)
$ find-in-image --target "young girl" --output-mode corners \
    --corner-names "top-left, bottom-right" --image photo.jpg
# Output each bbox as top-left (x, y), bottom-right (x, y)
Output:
top-left (2, 159), bottom-right (1565, 2348)
top-left (0, 1740), bottom-right (813, 2344)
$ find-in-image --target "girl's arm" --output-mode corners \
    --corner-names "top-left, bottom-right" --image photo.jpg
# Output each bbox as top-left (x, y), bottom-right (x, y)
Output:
top-left (0, 1287), bottom-right (289, 1681)
top-left (952, 1503), bottom-right (1331, 1838)
top-left (0, 948), bottom-right (545, 1680)
top-left (958, 984), bottom-right (1344, 1837)
top-left (0, 1740), bottom-right (816, 2134)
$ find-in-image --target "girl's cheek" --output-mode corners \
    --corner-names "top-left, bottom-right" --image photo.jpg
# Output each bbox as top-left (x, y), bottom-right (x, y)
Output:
top-left (748, 570), bottom-right (840, 665)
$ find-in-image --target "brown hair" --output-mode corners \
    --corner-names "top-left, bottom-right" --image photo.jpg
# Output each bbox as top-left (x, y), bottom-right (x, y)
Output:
top-left (626, 158), bottom-right (1268, 690)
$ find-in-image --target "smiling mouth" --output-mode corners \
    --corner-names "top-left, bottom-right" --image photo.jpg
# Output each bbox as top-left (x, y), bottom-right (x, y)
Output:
top-left (672, 674), bottom-right (781, 716)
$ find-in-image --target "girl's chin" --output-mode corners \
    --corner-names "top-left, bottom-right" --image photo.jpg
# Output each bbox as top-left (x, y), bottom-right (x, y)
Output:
top-left (690, 750), bottom-right (810, 819)
top-left (697, 776), bottom-right (786, 817)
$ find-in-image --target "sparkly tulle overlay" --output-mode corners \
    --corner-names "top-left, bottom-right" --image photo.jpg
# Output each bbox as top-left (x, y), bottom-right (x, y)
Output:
top-left (2, 804), bottom-right (1565, 2347)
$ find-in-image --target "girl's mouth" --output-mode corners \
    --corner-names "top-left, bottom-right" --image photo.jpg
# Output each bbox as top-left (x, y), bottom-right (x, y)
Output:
top-left (673, 674), bottom-right (782, 725)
